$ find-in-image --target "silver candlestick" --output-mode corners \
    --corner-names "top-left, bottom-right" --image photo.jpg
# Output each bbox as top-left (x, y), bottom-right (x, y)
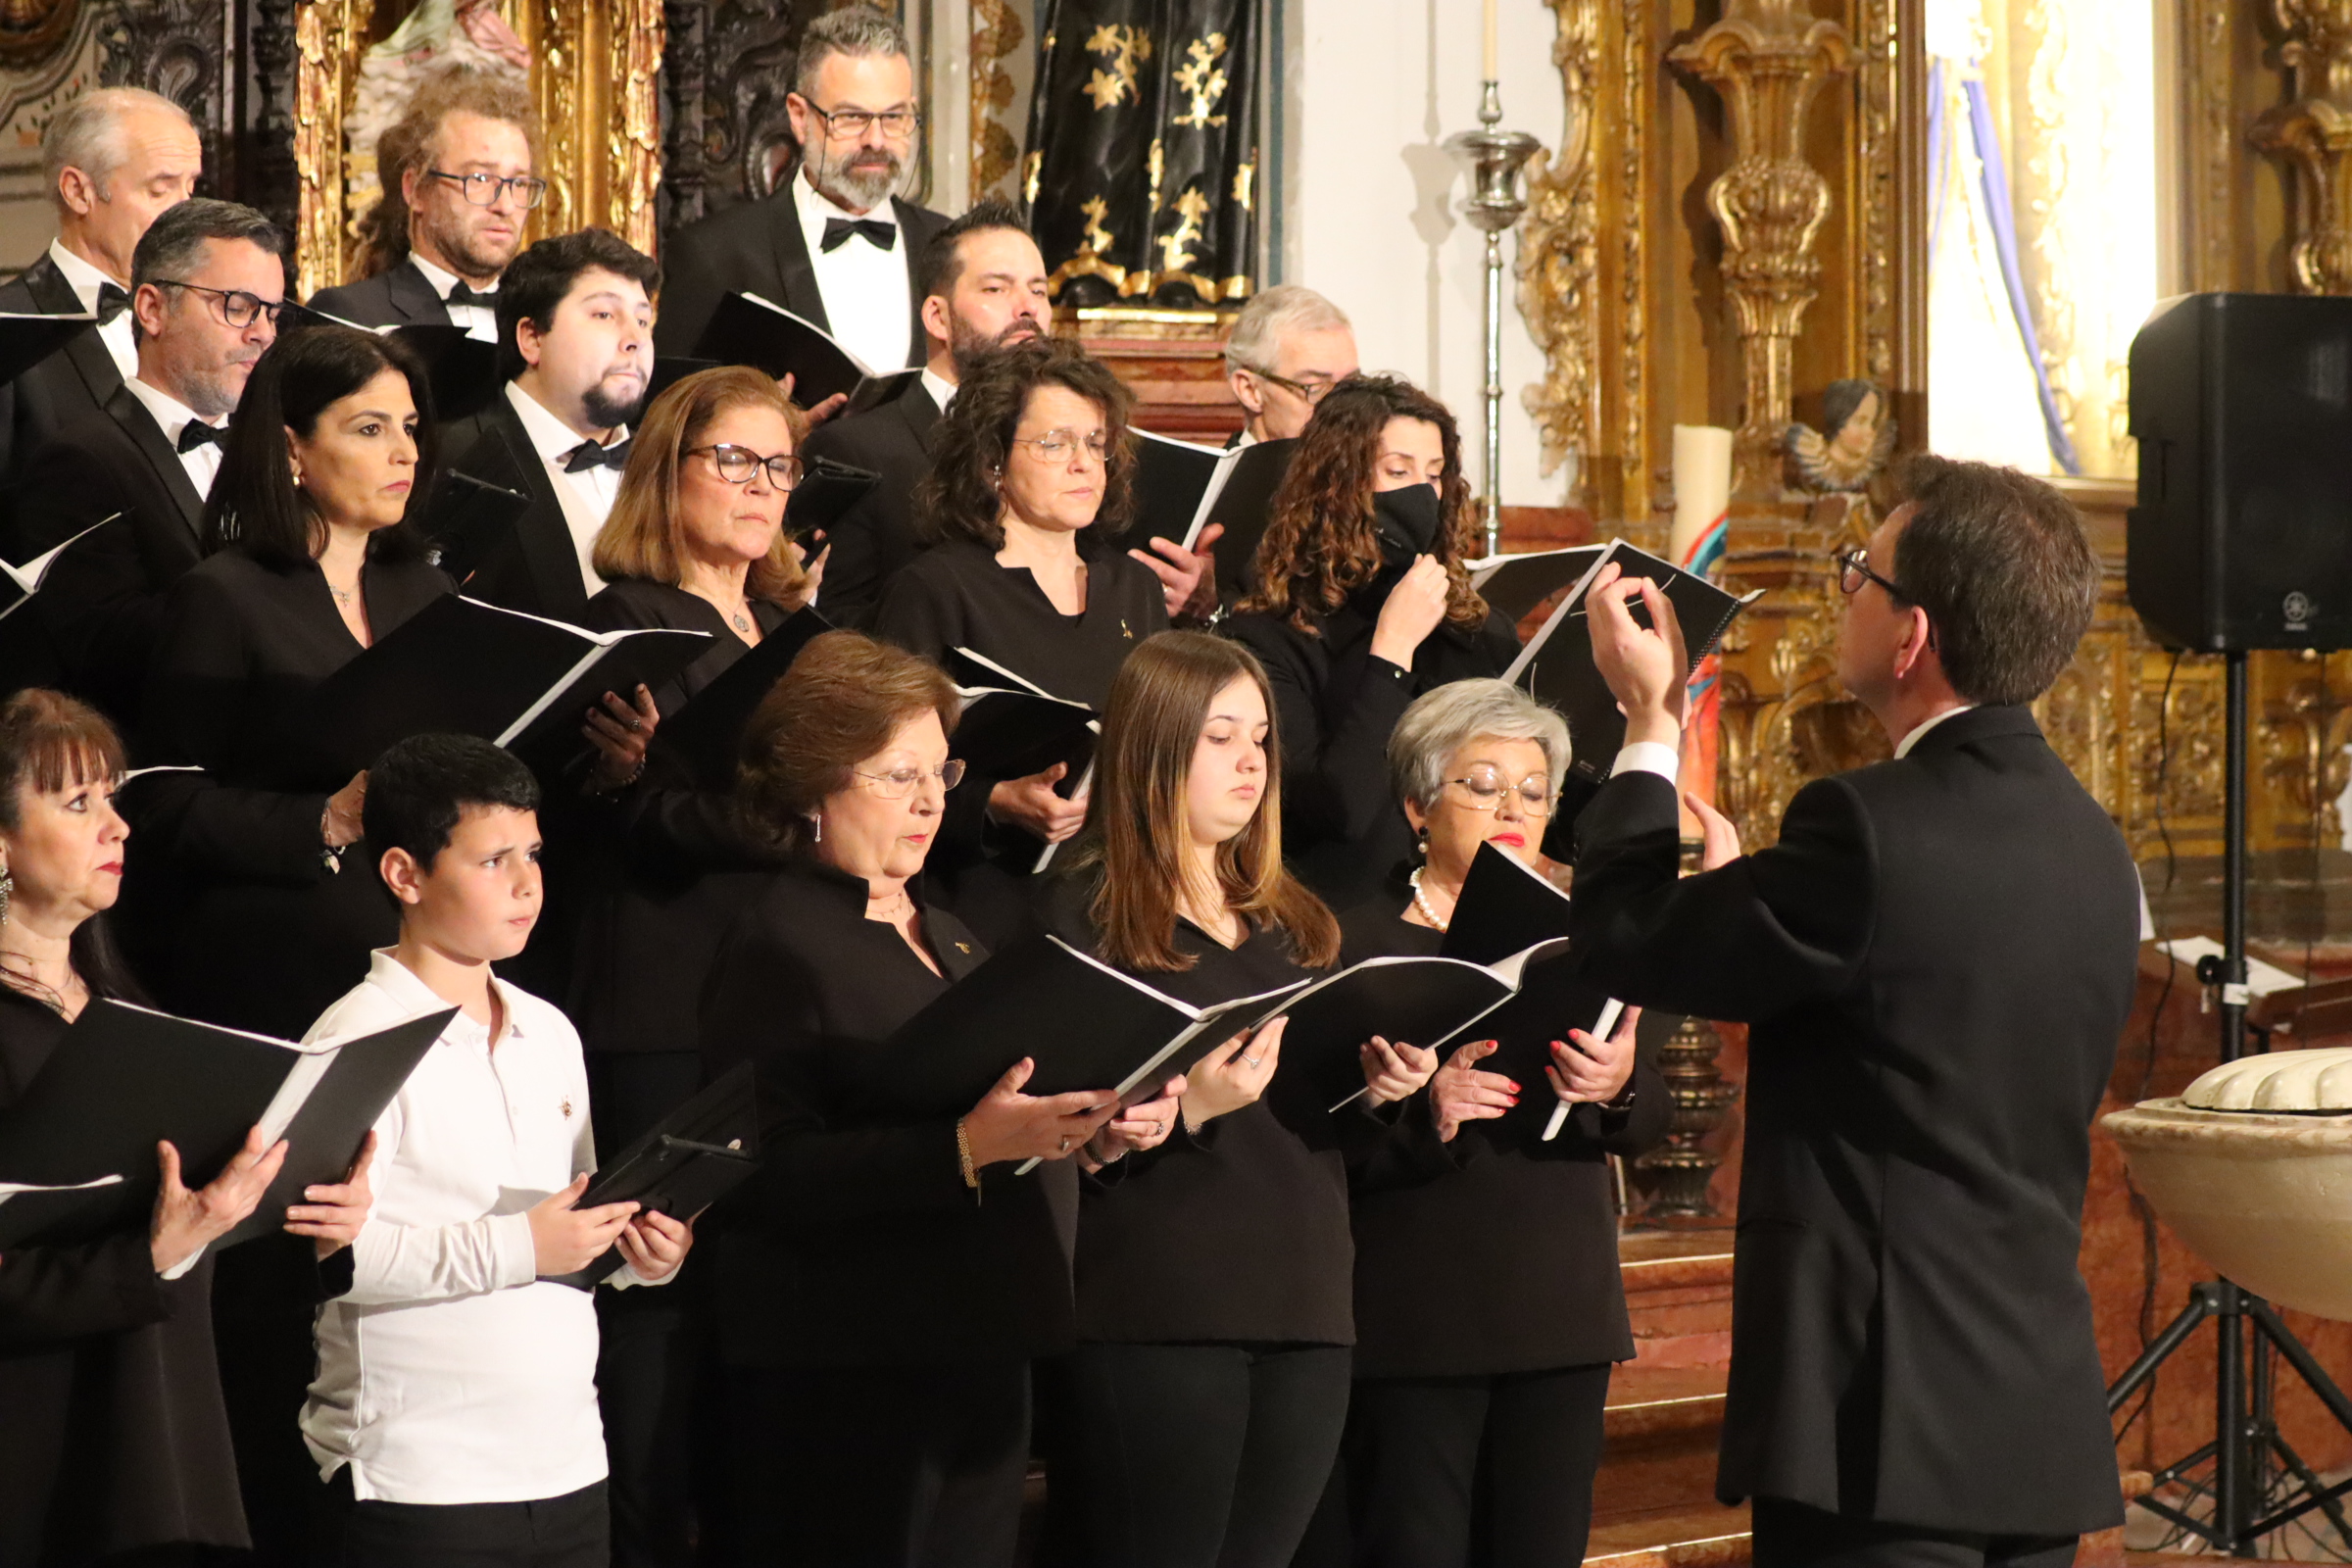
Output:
top-left (1450, 81), bottom-right (1540, 558)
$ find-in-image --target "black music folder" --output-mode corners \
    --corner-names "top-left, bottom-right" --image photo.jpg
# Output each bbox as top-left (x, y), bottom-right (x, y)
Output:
top-left (1505, 538), bottom-right (1761, 785)
top-left (416, 469), bottom-right (531, 589)
top-left (0, 515), bottom-right (118, 622)
top-left (0, 309), bottom-right (99, 386)
top-left (656, 606), bottom-right (834, 787)
top-left (1135, 430), bottom-right (1250, 551)
top-left (550, 1062), bottom-right (760, 1288)
top-left (385, 323), bottom-right (501, 419)
top-left (691, 292), bottom-right (920, 412)
top-left (787, 454), bottom-right (882, 538)
top-left (0, 1000), bottom-right (451, 1250)
top-left (1467, 545), bottom-right (1610, 629)
top-left (649, 356), bottom-right (721, 404)
top-left (1440, 841), bottom-right (1577, 966)
top-left (944, 646), bottom-right (1099, 790)
top-left (299, 594), bottom-right (710, 777)
top-left (1200, 437), bottom-right (1298, 604)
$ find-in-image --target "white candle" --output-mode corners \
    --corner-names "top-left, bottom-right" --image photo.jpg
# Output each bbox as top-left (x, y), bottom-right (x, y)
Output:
top-left (1483, 0), bottom-right (1497, 81)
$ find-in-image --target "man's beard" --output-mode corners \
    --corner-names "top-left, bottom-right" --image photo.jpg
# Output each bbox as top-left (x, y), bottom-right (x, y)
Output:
top-left (417, 207), bottom-right (519, 280)
top-left (806, 138), bottom-right (905, 212)
top-left (583, 372), bottom-right (646, 431)
top-left (948, 314), bottom-right (1041, 379)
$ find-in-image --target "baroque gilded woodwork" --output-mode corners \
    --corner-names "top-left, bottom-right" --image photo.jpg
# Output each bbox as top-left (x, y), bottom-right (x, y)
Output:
top-left (2255, 0), bottom-right (2352, 295)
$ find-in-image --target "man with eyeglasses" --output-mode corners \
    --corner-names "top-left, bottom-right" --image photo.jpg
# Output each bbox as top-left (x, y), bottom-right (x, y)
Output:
top-left (307, 68), bottom-right (541, 343)
top-left (1567, 456), bottom-right (2140, 1568)
top-left (655, 7), bottom-right (949, 381)
top-left (1223, 283), bottom-right (1360, 447)
top-left (12, 198), bottom-right (285, 722)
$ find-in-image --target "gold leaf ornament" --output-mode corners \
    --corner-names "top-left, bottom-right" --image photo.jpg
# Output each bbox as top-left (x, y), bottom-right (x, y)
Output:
top-left (1171, 33), bottom-right (1231, 127)
top-left (1082, 24), bottom-right (1152, 110)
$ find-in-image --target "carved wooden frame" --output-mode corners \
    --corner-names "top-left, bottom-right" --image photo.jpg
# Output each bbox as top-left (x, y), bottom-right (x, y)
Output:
top-left (293, 0), bottom-right (663, 299)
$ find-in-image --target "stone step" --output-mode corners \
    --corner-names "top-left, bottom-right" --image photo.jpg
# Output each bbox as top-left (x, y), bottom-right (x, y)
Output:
top-left (1586, 1503), bottom-right (1753, 1568)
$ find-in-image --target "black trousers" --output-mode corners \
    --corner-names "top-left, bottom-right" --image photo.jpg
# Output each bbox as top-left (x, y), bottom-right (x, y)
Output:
top-left (329, 1473), bottom-right (609, 1568)
top-left (718, 1357), bottom-right (1032, 1568)
top-left (1749, 1497), bottom-right (2080, 1568)
top-left (1044, 1341), bottom-right (1351, 1568)
top-left (1340, 1363), bottom-right (1613, 1568)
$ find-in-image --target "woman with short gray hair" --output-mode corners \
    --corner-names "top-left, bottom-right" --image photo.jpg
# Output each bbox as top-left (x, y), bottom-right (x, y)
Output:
top-left (1327, 677), bottom-right (1669, 1568)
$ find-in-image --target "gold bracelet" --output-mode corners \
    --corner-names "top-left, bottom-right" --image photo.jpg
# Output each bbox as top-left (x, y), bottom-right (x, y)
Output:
top-left (954, 1116), bottom-right (981, 1192)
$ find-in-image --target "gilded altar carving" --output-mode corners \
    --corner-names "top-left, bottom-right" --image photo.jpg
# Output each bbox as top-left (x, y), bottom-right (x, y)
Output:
top-left (2255, 1), bottom-right (2352, 295)
top-left (1517, 1), bottom-right (1598, 507)
top-left (971, 0), bottom-right (1025, 200)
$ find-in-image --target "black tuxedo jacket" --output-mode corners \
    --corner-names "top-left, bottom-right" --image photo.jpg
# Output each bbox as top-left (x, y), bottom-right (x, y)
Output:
top-left (435, 394), bottom-right (590, 620)
top-left (655, 180), bottom-right (950, 363)
top-left (303, 256), bottom-right (455, 328)
top-left (13, 384), bottom-right (208, 722)
top-left (0, 251), bottom-right (124, 548)
top-left (797, 380), bottom-right (941, 628)
top-left (1564, 706), bottom-right (2139, 1536)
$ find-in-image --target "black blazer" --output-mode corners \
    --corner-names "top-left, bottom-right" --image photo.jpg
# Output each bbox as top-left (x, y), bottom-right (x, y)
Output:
top-left (12, 385), bottom-right (208, 724)
top-left (655, 180), bottom-right (950, 363)
top-left (698, 858), bottom-right (1079, 1369)
top-left (1337, 891), bottom-right (1669, 1380)
top-left (436, 394), bottom-right (590, 620)
top-left (130, 546), bottom-right (452, 1038)
top-left (1222, 581), bottom-right (1518, 909)
top-left (0, 250), bottom-right (124, 546)
top-left (0, 985), bottom-right (247, 1564)
top-left (797, 380), bottom-right (942, 629)
top-left (1563, 707), bottom-right (2139, 1536)
top-left (304, 257), bottom-right (456, 327)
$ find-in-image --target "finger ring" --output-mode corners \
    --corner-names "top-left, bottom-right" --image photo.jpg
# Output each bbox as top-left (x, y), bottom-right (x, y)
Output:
top-left (627, 716), bottom-right (643, 732)
top-left (1058, 1136), bottom-right (1071, 1152)
top-left (1242, 1054), bottom-right (1261, 1068)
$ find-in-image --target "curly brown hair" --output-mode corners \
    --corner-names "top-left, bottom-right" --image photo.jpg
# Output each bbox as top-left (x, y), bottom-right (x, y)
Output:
top-left (911, 336), bottom-right (1138, 553)
top-left (733, 631), bottom-right (960, 855)
top-left (357, 67), bottom-right (541, 279)
top-left (1239, 372), bottom-right (1490, 634)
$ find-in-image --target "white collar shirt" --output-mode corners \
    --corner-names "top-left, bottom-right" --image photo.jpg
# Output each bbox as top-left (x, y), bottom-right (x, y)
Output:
top-left (48, 238), bottom-right (137, 381)
top-left (1893, 704), bottom-right (1979, 759)
top-left (300, 951), bottom-right (654, 1504)
top-left (506, 380), bottom-right (624, 597)
top-left (408, 251), bottom-right (500, 344)
top-left (796, 170), bottom-right (911, 375)
top-left (920, 365), bottom-right (956, 416)
top-left (121, 373), bottom-right (224, 504)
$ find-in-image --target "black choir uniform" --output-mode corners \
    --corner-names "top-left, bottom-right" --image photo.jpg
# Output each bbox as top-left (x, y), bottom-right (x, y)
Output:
top-left (699, 858), bottom-right (1070, 1568)
top-left (0, 243), bottom-right (128, 535)
top-left (1222, 575), bottom-right (1517, 909)
top-left (654, 174), bottom-right (949, 366)
top-left (571, 576), bottom-right (789, 1568)
top-left (11, 382), bottom-right (211, 722)
top-left (434, 391), bottom-right (607, 621)
top-left (304, 254), bottom-right (467, 328)
top-left (1037, 883), bottom-right (1394, 1568)
top-left (1564, 708), bottom-right (2141, 1564)
top-left (1330, 885), bottom-right (1670, 1568)
top-left (796, 375), bottom-right (945, 629)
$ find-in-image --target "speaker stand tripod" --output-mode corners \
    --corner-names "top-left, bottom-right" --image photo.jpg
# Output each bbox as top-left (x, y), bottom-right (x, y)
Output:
top-left (2104, 649), bottom-right (2352, 1554)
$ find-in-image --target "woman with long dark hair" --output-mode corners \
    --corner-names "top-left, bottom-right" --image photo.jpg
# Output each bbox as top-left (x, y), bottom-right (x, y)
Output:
top-left (1222, 374), bottom-right (1518, 908)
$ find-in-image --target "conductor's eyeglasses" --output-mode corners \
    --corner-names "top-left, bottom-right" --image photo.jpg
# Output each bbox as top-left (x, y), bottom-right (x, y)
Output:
top-left (424, 170), bottom-right (549, 209)
top-left (856, 760), bottom-right (967, 799)
top-left (1445, 765), bottom-right (1554, 816)
top-left (691, 445), bottom-right (804, 489)
top-left (159, 281), bottom-right (287, 328)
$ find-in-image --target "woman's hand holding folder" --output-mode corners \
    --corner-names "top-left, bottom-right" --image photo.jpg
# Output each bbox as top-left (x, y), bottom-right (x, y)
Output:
top-left (1085, 1075), bottom-right (1186, 1168)
top-left (1181, 1017), bottom-right (1288, 1132)
top-left (1546, 1006), bottom-right (1642, 1107)
top-left (583, 683), bottom-right (661, 791)
top-left (1431, 1040), bottom-right (1516, 1144)
top-left (150, 1123), bottom-right (289, 1274)
top-left (960, 1057), bottom-right (1119, 1169)
top-left (1359, 1036), bottom-right (1440, 1107)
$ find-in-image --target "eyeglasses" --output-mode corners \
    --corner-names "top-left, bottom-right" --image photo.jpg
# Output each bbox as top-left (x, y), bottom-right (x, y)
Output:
top-left (854, 760), bottom-right (966, 799)
top-left (1837, 548), bottom-right (1905, 602)
top-left (690, 444), bottom-right (804, 489)
top-left (1240, 365), bottom-right (1337, 406)
top-left (158, 280), bottom-right (287, 328)
top-left (424, 170), bottom-right (549, 209)
top-left (1010, 428), bottom-right (1111, 464)
top-left (1443, 764), bottom-right (1556, 817)
top-left (803, 102), bottom-right (922, 140)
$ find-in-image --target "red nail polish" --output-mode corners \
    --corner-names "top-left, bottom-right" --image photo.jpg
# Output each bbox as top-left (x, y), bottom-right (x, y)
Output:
top-left (1507, 1081), bottom-right (1521, 1094)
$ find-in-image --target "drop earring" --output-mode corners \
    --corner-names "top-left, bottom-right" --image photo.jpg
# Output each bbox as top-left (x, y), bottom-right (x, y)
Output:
top-left (808, 814), bottom-right (823, 845)
top-left (0, 866), bottom-right (13, 926)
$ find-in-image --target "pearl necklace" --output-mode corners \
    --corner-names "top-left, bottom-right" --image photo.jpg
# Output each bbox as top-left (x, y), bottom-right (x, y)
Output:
top-left (1407, 867), bottom-right (1449, 931)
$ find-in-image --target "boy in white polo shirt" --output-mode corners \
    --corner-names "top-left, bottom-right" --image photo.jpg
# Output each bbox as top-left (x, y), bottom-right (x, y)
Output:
top-left (300, 734), bottom-right (692, 1567)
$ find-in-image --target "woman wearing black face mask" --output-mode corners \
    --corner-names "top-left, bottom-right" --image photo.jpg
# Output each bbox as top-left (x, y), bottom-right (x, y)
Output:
top-left (1221, 374), bottom-right (1518, 907)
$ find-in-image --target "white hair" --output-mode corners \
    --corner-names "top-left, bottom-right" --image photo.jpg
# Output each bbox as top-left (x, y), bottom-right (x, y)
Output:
top-left (1224, 283), bottom-right (1352, 376)
top-left (795, 7), bottom-right (912, 98)
top-left (43, 88), bottom-right (193, 210)
top-left (1387, 679), bottom-right (1572, 813)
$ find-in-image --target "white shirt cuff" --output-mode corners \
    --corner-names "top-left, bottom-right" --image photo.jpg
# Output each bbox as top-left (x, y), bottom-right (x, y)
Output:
top-left (1611, 740), bottom-right (1682, 784)
top-left (160, 1243), bottom-right (207, 1282)
top-left (492, 1211), bottom-right (539, 1290)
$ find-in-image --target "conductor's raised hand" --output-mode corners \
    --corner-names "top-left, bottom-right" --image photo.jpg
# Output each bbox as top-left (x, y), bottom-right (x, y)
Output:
top-left (151, 1123), bottom-right (288, 1275)
top-left (1431, 1039), bottom-right (1517, 1143)
top-left (528, 1173), bottom-right (639, 1278)
top-left (1183, 1016), bottom-right (1286, 1129)
top-left (1359, 1035), bottom-right (1439, 1106)
top-left (1584, 564), bottom-right (1688, 750)
top-left (1089, 1074), bottom-right (1186, 1164)
top-left (1546, 1004), bottom-right (1642, 1105)
top-left (989, 764), bottom-right (1089, 843)
top-left (284, 1129), bottom-right (376, 1258)
top-left (584, 683), bottom-right (660, 788)
top-left (615, 1208), bottom-right (695, 1282)
top-left (962, 1057), bottom-right (1118, 1167)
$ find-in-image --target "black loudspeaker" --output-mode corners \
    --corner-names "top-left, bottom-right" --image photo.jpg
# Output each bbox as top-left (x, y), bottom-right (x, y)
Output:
top-left (2128, 292), bottom-right (2352, 652)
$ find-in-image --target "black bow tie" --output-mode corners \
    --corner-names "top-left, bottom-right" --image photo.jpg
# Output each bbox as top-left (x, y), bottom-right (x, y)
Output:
top-left (443, 280), bottom-right (498, 309)
top-left (95, 283), bottom-right (129, 325)
top-left (564, 436), bottom-right (631, 473)
top-left (820, 217), bottom-right (898, 254)
top-left (176, 420), bottom-right (224, 454)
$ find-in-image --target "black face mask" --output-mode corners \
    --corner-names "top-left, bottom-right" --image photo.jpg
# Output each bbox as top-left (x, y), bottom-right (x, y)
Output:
top-left (1371, 483), bottom-right (1444, 563)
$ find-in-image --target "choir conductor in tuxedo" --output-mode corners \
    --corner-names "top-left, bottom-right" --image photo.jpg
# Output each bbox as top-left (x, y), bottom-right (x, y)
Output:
top-left (654, 7), bottom-right (949, 386)
top-left (1564, 456), bottom-right (2138, 1568)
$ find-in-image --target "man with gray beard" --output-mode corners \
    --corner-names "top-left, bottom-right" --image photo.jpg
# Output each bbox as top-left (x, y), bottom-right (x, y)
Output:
top-left (654, 7), bottom-right (949, 387)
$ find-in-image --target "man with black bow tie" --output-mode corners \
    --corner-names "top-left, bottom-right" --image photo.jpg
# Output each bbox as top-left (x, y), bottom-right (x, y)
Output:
top-left (434, 227), bottom-right (656, 621)
top-left (12, 199), bottom-right (284, 721)
top-left (654, 7), bottom-right (949, 386)
top-left (304, 67), bottom-right (539, 341)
